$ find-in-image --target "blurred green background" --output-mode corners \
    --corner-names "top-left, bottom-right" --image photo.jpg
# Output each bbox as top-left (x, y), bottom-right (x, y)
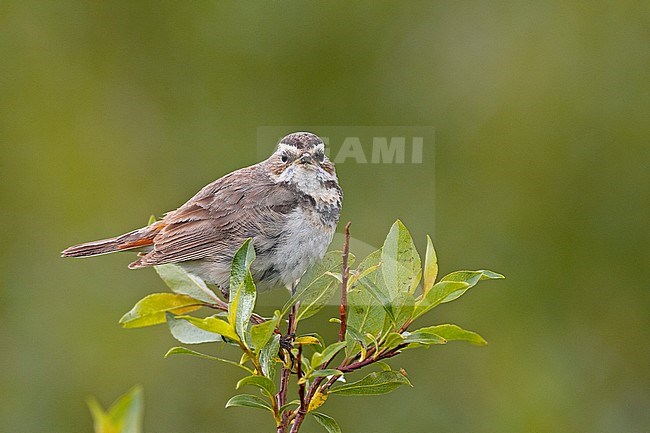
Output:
top-left (1, 1), bottom-right (649, 432)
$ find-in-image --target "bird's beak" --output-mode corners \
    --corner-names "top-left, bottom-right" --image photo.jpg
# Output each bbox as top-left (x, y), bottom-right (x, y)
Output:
top-left (297, 153), bottom-right (313, 165)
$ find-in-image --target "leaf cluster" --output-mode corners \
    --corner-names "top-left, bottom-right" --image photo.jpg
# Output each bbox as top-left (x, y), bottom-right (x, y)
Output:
top-left (116, 220), bottom-right (503, 433)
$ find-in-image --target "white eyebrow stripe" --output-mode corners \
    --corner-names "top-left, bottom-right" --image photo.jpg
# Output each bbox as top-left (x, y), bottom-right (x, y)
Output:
top-left (277, 142), bottom-right (299, 154)
top-left (276, 141), bottom-right (325, 154)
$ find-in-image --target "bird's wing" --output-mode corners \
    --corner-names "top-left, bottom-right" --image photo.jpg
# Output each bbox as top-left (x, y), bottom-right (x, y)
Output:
top-left (129, 164), bottom-right (297, 268)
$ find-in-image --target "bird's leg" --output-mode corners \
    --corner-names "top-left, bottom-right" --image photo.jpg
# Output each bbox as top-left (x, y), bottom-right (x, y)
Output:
top-left (282, 281), bottom-right (299, 351)
top-left (290, 279), bottom-right (301, 296)
top-left (276, 281), bottom-right (299, 353)
top-left (219, 285), bottom-right (230, 301)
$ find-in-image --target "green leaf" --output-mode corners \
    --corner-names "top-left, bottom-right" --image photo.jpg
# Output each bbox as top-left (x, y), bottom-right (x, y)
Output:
top-left (250, 316), bottom-right (278, 352)
top-left (358, 276), bottom-right (395, 324)
top-left (86, 397), bottom-right (109, 433)
top-left (300, 355), bottom-right (312, 375)
top-left (281, 251), bottom-right (352, 320)
top-left (329, 371), bottom-right (412, 396)
top-left (119, 293), bottom-right (202, 328)
top-left (348, 248), bottom-right (382, 288)
top-left (308, 390), bottom-right (329, 412)
top-left (415, 324), bottom-right (487, 345)
top-left (402, 330), bottom-right (447, 346)
top-left (310, 369), bottom-right (343, 378)
top-left (347, 263), bottom-right (380, 288)
top-left (439, 269), bottom-right (504, 302)
top-left (229, 238), bottom-right (256, 290)
top-left (294, 335), bottom-right (322, 347)
top-left (312, 412), bottom-right (342, 433)
top-left (259, 334), bottom-right (281, 378)
top-left (311, 341), bottom-right (347, 368)
top-left (236, 375), bottom-right (276, 397)
top-left (352, 249), bottom-right (394, 329)
top-left (374, 361), bottom-right (392, 371)
top-left (104, 386), bottom-right (143, 433)
top-left (392, 291), bottom-right (415, 330)
top-left (381, 220), bottom-right (422, 296)
top-left (164, 347), bottom-right (253, 372)
top-left (154, 263), bottom-right (220, 304)
top-left (240, 351), bottom-right (252, 367)
top-left (235, 273), bottom-right (257, 335)
top-left (166, 313), bottom-right (222, 344)
top-left (355, 249), bottom-right (382, 276)
top-left (279, 399), bottom-right (300, 413)
top-left (422, 235), bottom-right (438, 295)
top-left (345, 286), bottom-right (386, 356)
top-left (229, 240), bottom-right (257, 342)
top-left (176, 315), bottom-right (240, 342)
top-left (325, 271), bottom-right (342, 283)
top-left (296, 275), bottom-right (339, 322)
top-left (225, 394), bottom-right (274, 413)
top-left (348, 285), bottom-right (386, 328)
top-left (87, 385), bottom-right (143, 433)
top-left (412, 281), bottom-right (469, 319)
top-left (381, 332), bottom-right (405, 351)
top-left (344, 325), bottom-right (365, 347)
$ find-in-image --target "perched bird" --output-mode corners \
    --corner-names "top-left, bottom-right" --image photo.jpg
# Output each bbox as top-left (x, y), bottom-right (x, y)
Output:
top-left (62, 132), bottom-right (342, 294)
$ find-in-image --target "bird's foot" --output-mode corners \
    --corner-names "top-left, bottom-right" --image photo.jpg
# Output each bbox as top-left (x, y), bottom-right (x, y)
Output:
top-left (279, 333), bottom-right (295, 351)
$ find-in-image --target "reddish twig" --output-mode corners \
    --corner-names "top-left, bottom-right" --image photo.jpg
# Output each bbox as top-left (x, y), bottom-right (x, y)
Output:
top-left (296, 345), bottom-right (305, 406)
top-left (290, 345), bottom-right (306, 433)
top-left (338, 222), bottom-right (352, 342)
top-left (277, 363), bottom-right (291, 433)
top-left (277, 291), bottom-right (299, 433)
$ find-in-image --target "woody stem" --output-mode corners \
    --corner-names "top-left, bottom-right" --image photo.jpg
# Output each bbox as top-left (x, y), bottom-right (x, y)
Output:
top-left (277, 282), bottom-right (299, 432)
top-left (338, 222), bottom-right (352, 342)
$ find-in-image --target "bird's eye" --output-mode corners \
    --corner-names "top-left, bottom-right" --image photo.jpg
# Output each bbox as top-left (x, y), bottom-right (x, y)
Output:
top-left (281, 154), bottom-right (289, 163)
top-left (315, 151), bottom-right (324, 162)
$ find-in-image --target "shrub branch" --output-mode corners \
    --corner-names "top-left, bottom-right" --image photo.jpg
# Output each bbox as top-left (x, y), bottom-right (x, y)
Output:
top-left (338, 222), bottom-right (351, 342)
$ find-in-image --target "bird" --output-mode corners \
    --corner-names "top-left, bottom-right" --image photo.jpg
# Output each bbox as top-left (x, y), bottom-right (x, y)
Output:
top-left (62, 132), bottom-right (342, 294)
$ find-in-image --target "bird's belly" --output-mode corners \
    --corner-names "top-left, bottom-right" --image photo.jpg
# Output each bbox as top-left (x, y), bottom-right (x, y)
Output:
top-left (256, 207), bottom-right (336, 290)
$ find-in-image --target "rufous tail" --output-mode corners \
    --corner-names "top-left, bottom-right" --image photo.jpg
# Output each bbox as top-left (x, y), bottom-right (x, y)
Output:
top-left (61, 223), bottom-right (163, 258)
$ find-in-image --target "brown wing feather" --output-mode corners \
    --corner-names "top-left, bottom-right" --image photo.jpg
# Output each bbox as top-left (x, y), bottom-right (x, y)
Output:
top-left (129, 164), bottom-right (295, 268)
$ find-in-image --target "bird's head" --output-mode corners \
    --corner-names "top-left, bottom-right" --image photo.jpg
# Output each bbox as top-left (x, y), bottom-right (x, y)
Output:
top-left (268, 132), bottom-right (337, 189)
